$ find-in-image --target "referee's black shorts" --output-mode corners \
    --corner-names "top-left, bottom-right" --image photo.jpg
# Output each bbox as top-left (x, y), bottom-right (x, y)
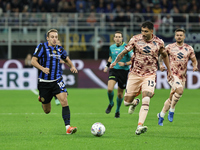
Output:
top-left (108, 68), bottom-right (129, 89)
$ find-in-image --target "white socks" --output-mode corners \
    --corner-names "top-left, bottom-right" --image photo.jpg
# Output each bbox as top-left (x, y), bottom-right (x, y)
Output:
top-left (66, 125), bottom-right (70, 130)
top-left (169, 108), bottom-right (175, 112)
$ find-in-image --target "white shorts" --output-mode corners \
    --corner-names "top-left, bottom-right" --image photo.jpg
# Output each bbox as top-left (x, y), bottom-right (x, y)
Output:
top-left (125, 73), bottom-right (156, 97)
top-left (168, 75), bottom-right (185, 90)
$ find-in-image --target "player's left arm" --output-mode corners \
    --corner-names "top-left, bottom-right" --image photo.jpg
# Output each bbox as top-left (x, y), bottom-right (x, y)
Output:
top-left (190, 57), bottom-right (198, 71)
top-left (159, 47), bottom-right (173, 81)
top-left (158, 55), bottom-right (166, 71)
top-left (64, 56), bottom-right (78, 73)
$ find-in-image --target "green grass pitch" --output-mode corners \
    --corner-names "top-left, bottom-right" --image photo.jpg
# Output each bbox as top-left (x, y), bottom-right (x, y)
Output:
top-left (0, 89), bottom-right (200, 150)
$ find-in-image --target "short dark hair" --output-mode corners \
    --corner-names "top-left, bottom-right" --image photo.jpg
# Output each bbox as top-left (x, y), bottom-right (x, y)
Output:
top-left (115, 31), bottom-right (123, 37)
top-left (175, 28), bottom-right (185, 33)
top-left (141, 21), bottom-right (154, 30)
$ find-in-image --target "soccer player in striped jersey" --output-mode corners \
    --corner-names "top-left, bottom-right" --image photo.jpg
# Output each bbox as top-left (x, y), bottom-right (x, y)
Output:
top-left (31, 29), bottom-right (78, 134)
top-left (54, 40), bottom-right (63, 106)
top-left (104, 31), bottom-right (133, 118)
top-left (110, 22), bottom-right (173, 135)
top-left (157, 28), bottom-right (198, 126)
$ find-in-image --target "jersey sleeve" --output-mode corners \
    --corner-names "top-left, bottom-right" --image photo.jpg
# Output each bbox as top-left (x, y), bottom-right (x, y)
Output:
top-left (61, 47), bottom-right (68, 60)
top-left (159, 39), bottom-right (165, 49)
top-left (109, 46), bottom-right (112, 57)
top-left (165, 44), bottom-right (170, 54)
top-left (125, 37), bottom-right (135, 52)
top-left (33, 43), bottom-right (44, 58)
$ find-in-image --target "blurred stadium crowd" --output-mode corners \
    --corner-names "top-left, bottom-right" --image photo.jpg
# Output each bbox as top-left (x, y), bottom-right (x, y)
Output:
top-left (0, 0), bottom-right (199, 14)
top-left (1, 0), bottom-right (200, 60)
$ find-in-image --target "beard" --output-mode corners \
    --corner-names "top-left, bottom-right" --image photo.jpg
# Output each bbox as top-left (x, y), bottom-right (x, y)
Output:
top-left (176, 40), bottom-right (183, 44)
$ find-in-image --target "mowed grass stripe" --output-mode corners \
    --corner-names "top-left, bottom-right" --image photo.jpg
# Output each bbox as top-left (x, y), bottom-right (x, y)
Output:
top-left (0, 89), bottom-right (199, 150)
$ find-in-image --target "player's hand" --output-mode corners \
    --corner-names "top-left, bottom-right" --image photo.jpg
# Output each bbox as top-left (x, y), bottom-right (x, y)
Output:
top-left (103, 67), bottom-right (108, 72)
top-left (193, 66), bottom-right (199, 72)
top-left (70, 66), bottom-right (78, 73)
top-left (42, 68), bottom-right (50, 74)
top-left (118, 62), bottom-right (124, 66)
top-left (110, 62), bottom-right (116, 68)
top-left (160, 65), bottom-right (166, 72)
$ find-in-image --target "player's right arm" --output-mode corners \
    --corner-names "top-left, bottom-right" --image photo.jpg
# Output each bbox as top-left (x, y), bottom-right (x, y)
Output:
top-left (110, 49), bottom-right (128, 68)
top-left (31, 44), bottom-right (49, 74)
top-left (110, 37), bottom-right (134, 68)
top-left (103, 56), bottom-right (112, 72)
top-left (31, 56), bottom-right (49, 74)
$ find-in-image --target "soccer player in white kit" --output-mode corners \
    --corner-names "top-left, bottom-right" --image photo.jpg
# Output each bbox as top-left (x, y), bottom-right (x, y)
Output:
top-left (110, 21), bottom-right (173, 135)
top-left (157, 28), bottom-right (198, 126)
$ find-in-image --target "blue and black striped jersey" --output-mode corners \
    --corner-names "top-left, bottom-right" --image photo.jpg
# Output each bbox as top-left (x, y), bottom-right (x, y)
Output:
top-left (33, 42), bottom-right (67, 80)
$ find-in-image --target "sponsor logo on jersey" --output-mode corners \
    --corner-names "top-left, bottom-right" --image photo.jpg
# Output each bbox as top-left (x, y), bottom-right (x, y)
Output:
top-left (143, 46), bottom-right (151, 53)
top-left (177, 52), bottom-right (184, 59)
top-left (49, 54), bottom-right (61, 59)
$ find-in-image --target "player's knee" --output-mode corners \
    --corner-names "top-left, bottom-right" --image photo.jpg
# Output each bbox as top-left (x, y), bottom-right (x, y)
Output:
top-left (174, 92), bottom-right (182, 99)
top-left (124, 96), bottom-right (134, 105)
top-left (143, 91), bottom-right (154, 98)
top-left (142, 97), bottom-right (150, 105)
top-left (59, 98), bottom-right (68, 106)
top-left (107, 89), bottom-right (113, 93)
top-left (42, 104), bottom-right (51, 114)
top-left (175, 87), bottom-right (183, 95)
top-left (124, 100), bottom-right (129, 106)
top-left (117, 93), bottom-right (123, 99)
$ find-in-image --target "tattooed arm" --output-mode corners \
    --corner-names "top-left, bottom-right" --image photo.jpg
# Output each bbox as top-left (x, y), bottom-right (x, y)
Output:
top-left (110, 49), bottom-right (129, 68)
top-left (158, 55), bottom-right (166, 71)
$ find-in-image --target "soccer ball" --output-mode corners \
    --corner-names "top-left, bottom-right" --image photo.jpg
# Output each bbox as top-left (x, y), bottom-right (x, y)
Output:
top-left (91, 122), bottom-right (106, 137)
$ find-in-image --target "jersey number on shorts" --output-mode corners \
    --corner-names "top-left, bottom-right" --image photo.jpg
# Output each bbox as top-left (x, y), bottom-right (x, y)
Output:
top-left (58, 81), bottom-right (65, 89)
top-left (148, 80), bottom-right (154, 87)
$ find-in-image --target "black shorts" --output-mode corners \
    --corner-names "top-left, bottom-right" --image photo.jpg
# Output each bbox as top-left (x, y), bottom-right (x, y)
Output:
top-left (38, 78), bottom-right (67, 104)
top-left (108, 68), bottom-right (129, 89)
